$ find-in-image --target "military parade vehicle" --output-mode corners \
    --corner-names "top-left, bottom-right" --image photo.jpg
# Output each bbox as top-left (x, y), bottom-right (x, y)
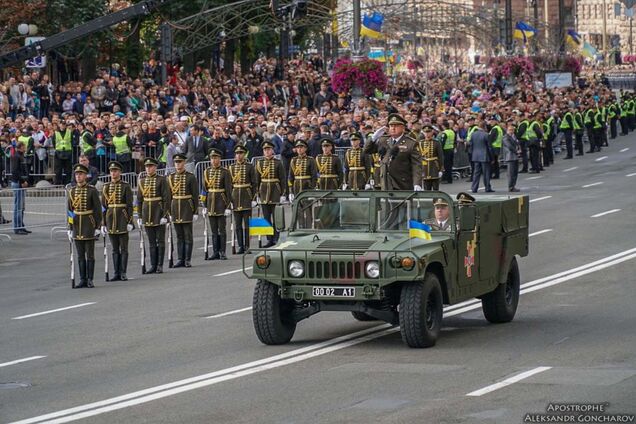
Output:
top-left (243, 190), bottom-right (529, 348)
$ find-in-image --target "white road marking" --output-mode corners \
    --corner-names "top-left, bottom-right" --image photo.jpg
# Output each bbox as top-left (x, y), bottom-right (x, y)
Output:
top-left (12, 248), bottom-right (636, 424)
top-left (582, 182), bottom-right (603, 188)
top-left (0, 356), bottom-right (46, 368)
top-left (595, 156), bottom-right (608, 162)
top-left (525, 176), bottom-right (542, 180)
top-left (212, 267), bottom-right (251, 277)
top-left (466, 366), bottom-right (552, 397)
top-left (529, 229), bottom-right (553, 237)
top-left (529, 196), bottom-right (552, 203)
top-left (563, 166), bottom-right (578, 172)
top-left (627, 173), bottom-right (636, 177)
top-left (12, 303), bottom-right (96, 320)
top-left (591, 209), bottom-right (621, 218)
top-left (620, 148), bottom-right (629, 152)
top-left (204, 307), bottom-right (252, 319)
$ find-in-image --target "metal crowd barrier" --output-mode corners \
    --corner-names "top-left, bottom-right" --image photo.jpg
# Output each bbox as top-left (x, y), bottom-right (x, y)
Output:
top-left (0, 185), bottom-right (68, 236)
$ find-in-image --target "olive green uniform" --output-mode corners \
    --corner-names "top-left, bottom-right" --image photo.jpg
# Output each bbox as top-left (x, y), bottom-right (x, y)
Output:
top-left (203, 165), bottom-right (232, 258)
top-left (288, 154), bottom-right (318, 228)
top-left (364, 134), bottom-right (422, 191)
top-left (102, 179), bottom-right (134, 279)
top-left (315, 153), bottom-right (343, 190)
top-left (229, 159), bottom-right (257, 253)
top-left (344, 147), bottom-right (372, 190)
top-left (68, 183), bottom-right (102, 287)
top-left (255, 156), bottom-right (286, 246)
top-left (418, 138), bottom-right (444, 190)
top-left (168, 170), bottom-right (199, 266)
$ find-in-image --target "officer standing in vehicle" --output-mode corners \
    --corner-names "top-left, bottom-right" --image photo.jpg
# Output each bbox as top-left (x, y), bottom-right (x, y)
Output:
top-left (202, 148), bottom-right (232, 260)
top-left (315, 136), bottom-right (343, 190)
top-left (418, 124), bottom-right (444, 191)
top-left (67, 164), bottom-right (103, 288)
top-left (229, 145), bottom-right (257, 254)
top-left (168, 153), bottom-right (199, 267)
top-left (101, 161), bottom-right (134, 281)
top-left (344, 132), bottom-right (372, 190)
top-left (137, 157), bottom-right (171, 273)
top-left (255, 141), bottom-right (286, 248)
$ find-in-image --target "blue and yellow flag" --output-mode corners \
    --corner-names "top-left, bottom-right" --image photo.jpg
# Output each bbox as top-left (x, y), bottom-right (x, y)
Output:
top-left (581, 41), bottom-right (599, 59)
top-left (361, 12), bottom-right (384, 39)
top-left (408, 220), bottom-right (432, 240)
top-left (249, 217), bottom-right (274, 236)
top-left (566, 29), bottom-right (581, 49)
top-left (513, 21), bottom-right (537, 43)
top-left (67, 210), bottom-right (75, 224)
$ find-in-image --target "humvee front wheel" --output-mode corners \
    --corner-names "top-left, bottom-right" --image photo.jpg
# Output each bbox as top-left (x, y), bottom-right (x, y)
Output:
top-left (351, 311), bottom-right (378, 321)
top-left (253, 279), bottom-right (296, 345)
top-left (399, 273), bottom-right (443, 348)
top-left (482, 257), bottom-right (520, 323)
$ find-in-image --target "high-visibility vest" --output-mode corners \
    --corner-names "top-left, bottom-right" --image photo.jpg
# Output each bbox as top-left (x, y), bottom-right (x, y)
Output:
top-left (559, 112), bottom-right (573, 130)
top-left (630, 100), bottom-right (636, 116)
top-left (593, 111), bottom-right (603, 129)
top-left (80, 131), bottom-right (94, 153)
top-left (467, 126), bottom-right (478, 143)
top-left (518, 120), bottom-right (530, 140)
top-left (491, 125), bottom-right (503, 148)
top-left (159, 136), bottom-right (168, 163)
top-left (573, 112), bottom-right (583, 131)
top-left (18, 135), bottom-right (31, 152)
top-left (601, 106), bottom-right (607, 122)
top-left (55, 130), bottom-right (72, 151)
top-left (442, 129), bottom-right (455, 150)
top-left (112, 134), bottom-right (130, 155)
top-left (584, 109), bottom-right (595, 125)
top-left (543, 117), bottom-right (554, 140)
top-left (525, 121), bottom-right (539, 140)
top-left (608, 104), bottom-right (616, 119)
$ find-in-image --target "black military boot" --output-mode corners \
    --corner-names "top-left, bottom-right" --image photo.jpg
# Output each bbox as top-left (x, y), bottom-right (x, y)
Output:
top-left (173, 240), bottom-right (185, 268)
top-left (75, 259), bottom-right (87, 289)
top-left (156, 246), bottom-right (165, 273)
top-left (120, 252), bottom-right (128, 281)
top-left (184, 242), bottom-right (193, 268)
top-left (210, 235), bottom-right (220, 260)
top-left (236, 230), bottom-right (245, 254)
top-left (111, 253), bottom-right (121, 281)
top-left (219, 234), bottom-right (227, 260)
top-left (86, 260), bottom-right (95, 288)
top-left (244, 229), bottom-right (252, 254)
top-left (147, 246), bottom-right (157, 274)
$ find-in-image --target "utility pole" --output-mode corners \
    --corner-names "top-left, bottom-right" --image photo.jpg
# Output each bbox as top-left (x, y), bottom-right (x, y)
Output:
top-left (602, 0), bottom-right (608, 57)
top-left (412, 1), bottom-right (418, 56)
top-left (532, 0), bottom-right (539, 53)
top-left (353, 0), bottom-right (361, 58)
top-left (558, 0), bottom-right (565, 54)
top-left (505, 0), bottom-right (513, 54)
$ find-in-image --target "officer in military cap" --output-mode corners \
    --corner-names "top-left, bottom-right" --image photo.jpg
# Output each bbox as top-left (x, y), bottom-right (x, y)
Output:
top-left (315, 136), bottom-right (343, 190)
top-left (457, 191), bottom-right (476, 206)
top-left (363, 113), bottom-right (422, 191)
top-left (67, 164), bottom-right (103, 288)
top-left (427, 198), bottom-right (452, 232)
top-left (418, 124), bottom-right (444, 191)
top-left (168, 153), bottom-right (199, 267)
top-left (101, 161), bottom-right (134, 281)
top-left (137, 157), bottom-right (171, 273)
top-left (229, 144), bottom-right (257, 254)
top-left (344, 132), bottom-right (372, 190)
top-left (202, 148), bottom-right (232, 259)
top-left (255, 141), bottom-right (286, 248)
top-left (288, 139), bottom-right (318, 228)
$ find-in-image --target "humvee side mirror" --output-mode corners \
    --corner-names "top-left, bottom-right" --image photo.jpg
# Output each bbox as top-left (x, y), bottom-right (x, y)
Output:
top-left (458, 206), bottom-right (477, 231)
top-left (274, 205), bottom-right (287, 232)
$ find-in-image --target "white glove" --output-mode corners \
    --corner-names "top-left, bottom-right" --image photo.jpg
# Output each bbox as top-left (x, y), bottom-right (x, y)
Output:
top-left (94, 229), bottom-right (101, 237)
top-left (100, 226), bottom-right (107, 236)
top-left (193, 214), bottom-right (199, 222)
top-left (438, 171), bottom-right (443, 178)
top-left (251, 200), bottom-right (257, 208)
top-left (341, 183), bottom-right (348, 190)
top-left (372, 126), bottom-right (386, 141)
top-left (364, 184), bottom-right (372, 190)
top-left (67, 230), bottom-right (73, 242)
top-left (159, 217), bottom-right (168, 225)
top-left (224, 209), bottom-right (232, 217)
top-left (137, 218), bottom-right (142, 227)
top-left (289, 193), bottom-right (295, 202)
top-left (201, 207), bottom-right (208, 216)
top-left (280, 196), bottom-right (286, 204)
top-left (127, 224), bottom-right (133, 232)
top-left (414, 185), bottom-right (423, 191)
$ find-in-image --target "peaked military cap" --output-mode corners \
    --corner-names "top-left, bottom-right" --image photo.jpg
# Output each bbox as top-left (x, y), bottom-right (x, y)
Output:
top-left (387, 113), bottom-right (407, 126)
top-left (108, 161), bottom-right (123, 171)
top-left (209, 148), bottom-right (222, 158)
top-left (73, 164), bottom-right (89, 174)
top-left (320, 136), bottom-right (334, 146)
top-left (261, 141), bottom-right (275, 150)
top-left (144, 157), bottom-right (159, 166)
top-left (234, 144), bottom-right (248, 154)
top-left (173, 153), bottom-right (186, 162)
top-left (433, 198), bottom-right (449, 207)
top-left (457, 192), bottom-right (476, 204)
top-left (295, 140), bottom-right (308, 148)
top-left (350, 132), bottom-right (363, 141)
top-left (422, 124), bottom-right (435, 131)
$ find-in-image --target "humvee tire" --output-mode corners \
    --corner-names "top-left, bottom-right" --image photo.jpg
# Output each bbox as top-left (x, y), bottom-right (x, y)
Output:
top-left (399, 273), bottom-right (443, 348)
top-left (253, 279), bottom-right (296, 345)
top-left (351, 311), bottom-right (378, 321)
top-left (482, 257), bottom-right (520, 323)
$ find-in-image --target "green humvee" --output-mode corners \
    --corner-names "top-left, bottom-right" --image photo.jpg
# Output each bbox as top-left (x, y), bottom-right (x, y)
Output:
top-left (243, 190), bottom-right (529, 348)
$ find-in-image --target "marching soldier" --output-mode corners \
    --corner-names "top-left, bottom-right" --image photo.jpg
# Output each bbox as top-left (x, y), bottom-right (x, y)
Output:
top-left (418, 124), bottom-right (444, 191)
top-left (202, 149), bottom-right (232, 259)
top-left (101, 161), bottom-right (134, 281)
top-left (67, 164), bottom-right (103, 288)
top-left (229, 145), bottom-right (257, 254)
top-left (137, 157), bottom-right (171, 274)
top-left (168, 153), bottom-right (199, 267)
top-left (288, 140), bottom-right (318, 228)
top-left (255, 141), bottom-right (286, 248)
top-left (315, 136), bottom-right (343, 190)
top-left (344, 132), bottom-right (372, 190)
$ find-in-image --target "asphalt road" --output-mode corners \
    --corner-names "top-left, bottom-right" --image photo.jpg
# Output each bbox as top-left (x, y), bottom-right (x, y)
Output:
top-left (1, 134), bottom-right (635, 424)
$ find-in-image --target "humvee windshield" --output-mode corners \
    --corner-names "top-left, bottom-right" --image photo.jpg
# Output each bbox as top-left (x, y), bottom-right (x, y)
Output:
top-left (377, 197), bottom-right (453, 232)
top-left (295, 196), bottom-right (371, 231)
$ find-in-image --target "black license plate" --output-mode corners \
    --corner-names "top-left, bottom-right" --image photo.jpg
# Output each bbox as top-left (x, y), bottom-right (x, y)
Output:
top-left (312, 286), bottom-right (356, 298)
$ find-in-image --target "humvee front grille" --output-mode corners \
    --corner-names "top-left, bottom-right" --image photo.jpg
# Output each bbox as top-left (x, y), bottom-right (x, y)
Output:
top-left (307, 260), bottom-right (362, 280)
top-left (315, 240), bottom-right (375, 251)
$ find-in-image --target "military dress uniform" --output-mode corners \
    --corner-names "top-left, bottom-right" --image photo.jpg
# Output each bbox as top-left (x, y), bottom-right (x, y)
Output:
top-left (137, 157), bottom-right (171, 273)
top-left (68, 164), bottom-right (103, 288)
top-left (344, 133), bottom-right (372, 190)
top-left (229, 145), bottom-right (258, 254)
top-left (168, 154), bottom-right (199, 267)
top-left (255, 142), bottom-right (286, 247)
top-left (315, 138), bottom-right (343, 190)
top-left (288, 140), bottom-right (318, 228)
top-left (203, 149), bottom-right (232, 259)
top-left (418, 127), bottom-right (444, 191)
top-left (102, 161), bottom-right (134, 281)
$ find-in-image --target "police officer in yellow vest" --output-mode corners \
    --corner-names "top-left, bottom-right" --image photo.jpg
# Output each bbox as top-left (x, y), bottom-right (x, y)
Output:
top-left (67, 164), bottom-right (103, 288)
top-left (488, 116), bottom-right (504, 179)
top-left (202, 148), bottom-right (232, 259)
top-left (168, 153), bottom-right (199, 267)
top-left (79, 122), bottom-right (97, 168)
top-left (439, 121), bottom-right (456, 184)
top-left (254, 141), bottom-right (286, 247)
top-left (344, 132), bottom-right (372, 190)
top-left (101, 161), bottom-right (134, 281)
top-left (559, 108), bottom-right (575, 159)
top-left (573, 105), bottom-right (585, 156)
top-left (112, 124), bottom-right (134, 173)
top-left (52, 121), bottom-right (73, 185)
top-left (138, 157), bottom-right (171, 273)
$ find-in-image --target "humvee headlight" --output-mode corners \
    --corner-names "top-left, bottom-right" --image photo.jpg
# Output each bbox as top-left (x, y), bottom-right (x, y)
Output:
top-left (288, 260), bottom-right (305, 278)
top-left (255, 255), bottom-right (270, 269)
top-left (401, 257), bottom-right (415, 270)
top-left (365, 261), bottom-right (380, 279)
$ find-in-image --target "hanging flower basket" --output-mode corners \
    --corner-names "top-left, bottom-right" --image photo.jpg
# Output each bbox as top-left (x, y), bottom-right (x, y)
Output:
top-left (488, 56), bottom-right (536, 79)
top-left (331, 58), bottom-right (388, 97)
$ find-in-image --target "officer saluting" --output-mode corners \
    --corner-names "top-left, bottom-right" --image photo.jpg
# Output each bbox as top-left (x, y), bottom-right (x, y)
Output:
top-left (418, 124), bottom-right (444, 191)
top-left (315, 136), bottom-right (343, 190)
top-left (101, 161), bottom-right (134, 281)
top-left (67, 164), bottom-right (103, 288)
top-left (344, 132), bottom-right (372, 190)
top-left (137, 157), bottom-right (171, 274)
top-left (168, 153), bottom-right (199, 267)
top-left (202, 148), bottom-right (232, 260)
top-left (254, 141), bottom-right (286, 247)
top-left (229, 145), bottom-right (257, 254)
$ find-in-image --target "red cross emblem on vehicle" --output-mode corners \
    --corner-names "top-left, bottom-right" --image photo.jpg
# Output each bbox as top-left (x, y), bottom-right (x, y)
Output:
top-left (464, 237), bottom-right (476, 278)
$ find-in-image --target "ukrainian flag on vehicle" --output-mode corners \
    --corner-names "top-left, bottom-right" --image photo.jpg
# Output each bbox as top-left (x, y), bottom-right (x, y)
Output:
top-left (409, 220), bottom-right (432, 240)
top-left (249, 217), bottom-right (274, 236)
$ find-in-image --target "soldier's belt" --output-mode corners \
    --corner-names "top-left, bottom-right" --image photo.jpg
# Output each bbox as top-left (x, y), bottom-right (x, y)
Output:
top-left (108, 204), bottom-right (128, 208)
top-left (261, 178), bottom-right (280, 183)
top-left (320, 174), bottom-right (337, 178)
top-left (422, 157), bottom-right (438, 161)
top-left (349, 167), bottom-right (365, 171)
top-left (173, 195), bottom-right (192, 200)
top-left (74, 210), bottom-right (94, 215)
top-left (233, 184), bottom-right (251, 188)
top-left (209, 189), bottom-right (225, 193)
top-left (145, 196), bottom-right (162, 201)
top-left (295, 176), bottom-right (311, 180)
